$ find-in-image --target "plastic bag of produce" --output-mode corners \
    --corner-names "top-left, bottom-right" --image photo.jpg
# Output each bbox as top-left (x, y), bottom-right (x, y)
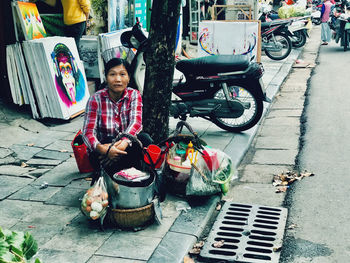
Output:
top-left (81, 176), bottom-right (109, 222)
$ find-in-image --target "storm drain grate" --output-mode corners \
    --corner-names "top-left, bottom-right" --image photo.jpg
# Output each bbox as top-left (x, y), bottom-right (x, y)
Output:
top-left (200, 202), bottom-right (288, 262)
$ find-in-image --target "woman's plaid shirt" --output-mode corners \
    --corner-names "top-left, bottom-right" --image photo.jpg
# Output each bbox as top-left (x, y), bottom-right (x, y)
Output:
top-left (82, 87), bottom-right (143, 151)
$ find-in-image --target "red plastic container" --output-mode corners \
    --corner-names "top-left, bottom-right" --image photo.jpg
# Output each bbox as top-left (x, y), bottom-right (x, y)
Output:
top-left (144, 144), bottom-right (164, 169)
top-left (71, 130), bottom-right (94, 173)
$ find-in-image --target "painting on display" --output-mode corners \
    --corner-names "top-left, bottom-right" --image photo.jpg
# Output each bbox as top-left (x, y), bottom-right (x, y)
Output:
top-left (15, 1), bottom-right (47, 40)
top-left (22, 37), bottom-right (89, 119)
top-left (198, 21), bottom-right (260, 62)
top-left (108, 0), bottom-right (129, 32)
top-left (79, 36), bottom-right (99, 78)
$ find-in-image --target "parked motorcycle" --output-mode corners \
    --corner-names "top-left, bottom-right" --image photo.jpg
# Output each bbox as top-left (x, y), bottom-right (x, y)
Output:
top-left (329, 7), bottom-right (350, 51)
top-left (259, 10), bottom-right (311, 48)
top-left (261, 20), bottom-right (293, 60)
top-left (120, 21), bottom-right (270, 132)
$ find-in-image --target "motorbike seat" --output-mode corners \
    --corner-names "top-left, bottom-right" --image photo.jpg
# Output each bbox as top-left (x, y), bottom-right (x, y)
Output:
top-left (176, 55), bottom-right (250, 75)
top-left (261, 20), bottom-right (290, 29)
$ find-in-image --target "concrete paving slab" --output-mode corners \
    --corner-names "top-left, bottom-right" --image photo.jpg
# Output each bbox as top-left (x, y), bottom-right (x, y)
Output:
top-left (87, 255), bottom-right (145, 263)
top-left (26, 158), bottom-right (62, 166)
top-left (147, 231), bottom-right (197, 263)
top-left (255, 135), bottom-right (299, 150)
top-left (239, 164), bottom-right (293, 184)
top-left (10, 222), bottom-right (64, 245)
top-left (48, 117), bottom-right (84, 133)
top-left (170, 195), bottom-right (220, 238)
top-left (252, 149), bottom-right (298, 165)
top-left (10, 118), bottom-right (48, 133)
top-left (45, 186), bottom-right (86, 207)
top-left (0, 216), bottom-right (20, 229)
top-left (0, 175), bottom-right (33, 200)
top-left (223, 183), bottom-right (286, 207)
top-left (66, 178), bottom-right (91, 189)
top-left (9, 185), bottom-right (61, 202)
top-left (33, 161), bottom-right (80, 187)
top-left (258, 123), bottom-right (300, 137)
top-left (0, 126), bottom-right (33, 148)
top-left (262, 116), bottom-right (301, 127)
top-left (34, 149), bottom-right (71, 161)
top-left (17, 130), bottom-right (73, 148)
top-left (41, 225), bottom-right (113, 253)
top-left (35, 248), bottom-right (92, 263)
top-left (0, 156), bottom-right (19, 165)
top-left (267, 109), bottom-right (303, 118)
top-left (0, 164), bottom-right (33, 176)
top-left (26, 168), bottom-right (51, 177)
top-left (45, 140), bottom-right (73, 152)
top-left (95, 231), bottom-right (162, 261)
top-left (0, 147), bottom-right (13, 158)
top-left (9, 144), bottom-right (42, 161)
top-left (61, 132), bottom-right (78, 142)
top-left (0, 199), bottom-right (80, 225)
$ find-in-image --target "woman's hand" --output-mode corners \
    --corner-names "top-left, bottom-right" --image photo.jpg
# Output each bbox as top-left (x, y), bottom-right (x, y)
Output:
top-left (107, 140), bottom-right (129, 160)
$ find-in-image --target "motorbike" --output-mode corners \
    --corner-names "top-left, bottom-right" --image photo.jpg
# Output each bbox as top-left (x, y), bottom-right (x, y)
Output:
top-left (288, 17), bottom-right (312, 48)
top-left (259, 10), bottom-right (311, 48)
top-left (260, 19), bottom-right (293, 60)
top-left (329, 6), bottom-right (350, 51)
top-left (119, 21), bottom-right (270, 132)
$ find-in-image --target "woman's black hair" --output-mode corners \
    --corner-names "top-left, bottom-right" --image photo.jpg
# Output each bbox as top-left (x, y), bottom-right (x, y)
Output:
top-left (104, 58), bottom-right (130, 78)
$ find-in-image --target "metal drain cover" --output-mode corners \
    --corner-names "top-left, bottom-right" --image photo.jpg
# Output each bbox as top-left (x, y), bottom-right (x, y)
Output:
top-left (200, 202), bottom-right (288, 262)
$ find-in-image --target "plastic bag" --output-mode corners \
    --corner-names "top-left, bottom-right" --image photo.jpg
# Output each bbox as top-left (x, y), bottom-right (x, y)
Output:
top-left (81, 176), bottom-right (109, 222)
top-left (211, 149), bottom-right (236, 194)
top-left (185, 154), bottom-right (221, 196)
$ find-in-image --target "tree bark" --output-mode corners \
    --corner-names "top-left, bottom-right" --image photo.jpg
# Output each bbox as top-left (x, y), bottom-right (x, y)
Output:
top-left (142, 0), bottom-right (181, 143)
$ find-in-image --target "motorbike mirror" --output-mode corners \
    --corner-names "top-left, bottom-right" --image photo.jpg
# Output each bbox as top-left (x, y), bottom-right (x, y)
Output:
top-left (121, 31), bottom-right (135, 48)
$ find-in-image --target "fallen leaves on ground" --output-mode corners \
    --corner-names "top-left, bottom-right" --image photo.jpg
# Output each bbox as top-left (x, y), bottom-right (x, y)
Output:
top-left (189, 241), bottom-right (205, 255)
top-left (21, 162), bottom-right (29, 168)
top-left (213, 240), bottom-right (225, 248)
top-left (216, 202), bottom-right (222, 211)
top-left (60, 149), bottom-right (69, 153)
top-left (273, 246), bottom-right (282, 252)
top-left (184, 255), bottom-right (195, 263)
top-left (273, 170), bottom-right (314, 193)
top-left (287, 223), bottom-right (298, 229)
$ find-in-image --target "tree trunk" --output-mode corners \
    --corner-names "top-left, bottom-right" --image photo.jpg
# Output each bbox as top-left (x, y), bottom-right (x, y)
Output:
top-left (142, 0), bottom-right (181, 143)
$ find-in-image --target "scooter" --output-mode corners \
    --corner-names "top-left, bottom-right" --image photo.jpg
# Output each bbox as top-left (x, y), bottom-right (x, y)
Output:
top-left (288, 17), bottom-right (312, 48)
top-left (259, 10), bottom-right (311, 48)
top-left (329, 5), bottom-right (350, 51)
top-left (120, 21), bottom-right (270, 132)
top-left (260, 19), bottom-right (293, 60)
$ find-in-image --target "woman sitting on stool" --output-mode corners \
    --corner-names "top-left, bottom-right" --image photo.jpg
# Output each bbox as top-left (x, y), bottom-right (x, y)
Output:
top-left (82, 58), bottom-right (152, 183)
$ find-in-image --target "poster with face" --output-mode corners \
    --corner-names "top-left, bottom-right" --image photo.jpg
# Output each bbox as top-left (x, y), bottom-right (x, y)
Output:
top-left (38, 37), bottom-right (89, 119)
top-left (16, 1), bottom-right (47, 40)
top-left (198, 21), bottom-right (260, 62)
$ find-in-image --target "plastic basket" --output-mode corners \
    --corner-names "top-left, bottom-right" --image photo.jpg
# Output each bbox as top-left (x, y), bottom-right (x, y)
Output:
top-left (110, 202), bottom-right (154, 228)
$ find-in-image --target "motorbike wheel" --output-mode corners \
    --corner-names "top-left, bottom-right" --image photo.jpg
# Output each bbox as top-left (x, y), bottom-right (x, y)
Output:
top-left (292, 30), bottom-right (307, 48)
top-left (264, 33), bottom-right (292, 60)
top-left (211, 85), bottom-right (264, 132)
top-left (343, 31), bottom-right (348, 51)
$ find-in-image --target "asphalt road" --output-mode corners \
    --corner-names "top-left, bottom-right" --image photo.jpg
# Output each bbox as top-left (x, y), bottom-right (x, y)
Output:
top-left (281, 36), bottom-right (350, 261)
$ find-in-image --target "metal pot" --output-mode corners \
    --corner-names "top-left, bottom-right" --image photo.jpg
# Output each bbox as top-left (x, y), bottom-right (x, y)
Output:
top-left (102, 167), bottom-right (155, 209)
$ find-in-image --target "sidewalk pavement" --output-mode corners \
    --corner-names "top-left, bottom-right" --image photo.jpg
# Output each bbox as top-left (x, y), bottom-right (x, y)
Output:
top-left (0, 37), bottom-right (306, 263)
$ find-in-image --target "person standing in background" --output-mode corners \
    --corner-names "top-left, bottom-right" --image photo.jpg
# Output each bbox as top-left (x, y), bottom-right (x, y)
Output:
top-left (29, 0), bottom-right (90, 49)
top-left (320, 0), bottom-right (333, 45)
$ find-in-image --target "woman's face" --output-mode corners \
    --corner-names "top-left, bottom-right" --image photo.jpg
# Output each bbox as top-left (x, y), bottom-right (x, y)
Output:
top-left (106, 64), bottom-right (129, 100)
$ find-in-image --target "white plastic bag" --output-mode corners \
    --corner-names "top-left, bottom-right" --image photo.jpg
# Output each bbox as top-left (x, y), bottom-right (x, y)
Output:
top-left (81, 176), bottom-right (109, 222)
